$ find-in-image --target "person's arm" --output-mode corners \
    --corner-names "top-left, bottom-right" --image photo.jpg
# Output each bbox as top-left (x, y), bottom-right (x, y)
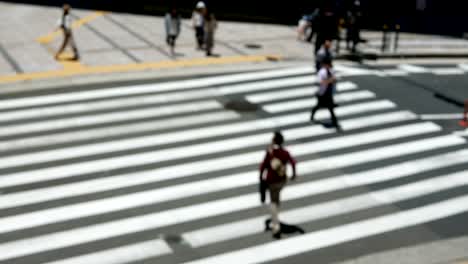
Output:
top-left (288, 153), bottom-right (297, 180)
top-left (259, 151), bottom-right (269, 179)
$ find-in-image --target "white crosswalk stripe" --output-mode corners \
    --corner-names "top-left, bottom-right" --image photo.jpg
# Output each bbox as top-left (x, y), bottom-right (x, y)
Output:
top-left (0, 66), bottom-right (467, 264)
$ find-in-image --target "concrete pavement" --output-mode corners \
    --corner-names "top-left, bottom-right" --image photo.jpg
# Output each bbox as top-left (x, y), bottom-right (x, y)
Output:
top-left (2, 1), bottom-right (468, 84)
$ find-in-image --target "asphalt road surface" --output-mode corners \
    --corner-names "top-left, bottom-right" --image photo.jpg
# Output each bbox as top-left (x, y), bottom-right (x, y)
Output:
top-left (0, 63), bottom-right (467, 264)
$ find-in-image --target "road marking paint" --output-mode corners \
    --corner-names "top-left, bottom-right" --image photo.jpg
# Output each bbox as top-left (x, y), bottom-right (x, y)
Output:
top-left (0, 110), bottom-right (411, 210)
top-left (0, 100), bottom-right (221, 138)
top-left (245, 82), bottom-right (357, 103)
top-left (183, 169), bottom-right (468, 247)
top-left (263, 90), bottom-right (376, 113)
top-left (0, 135), bottom-right (462, 262)
top-left (431, 68), bottom-right (465, 75)
top-left (420, 114), bottom-right (464, 120)
top-left (398, 64), bottom-right (430, 73)
top-left (44, 239), bottom-right (171, 264)
top-left (182, 194), bottom-right (468, 264)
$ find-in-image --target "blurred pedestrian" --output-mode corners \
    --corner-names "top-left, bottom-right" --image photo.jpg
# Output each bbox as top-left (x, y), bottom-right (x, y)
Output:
top-left (310, 57), bottom-right (341, 131)
top-left (297, 15), bottom-right (311, 41)
top-left (315, 39), bottom-right (333, 72)
top-left (192, 1), bottom-right (206, 50)
top-left (259, 131), bottom-right (297, 239)
top-left (305, 8), bottom-right (320, 42)
top-left (55, 4), bottom-right (79, 60)
top-left (203, 10), bottom-right (217, 56)
top-left (314, 4), bottom-right (338, 54)
top-left (346, 0), bottom-right (362, 52)
top-left (165, 7), bottom-right (181, 56)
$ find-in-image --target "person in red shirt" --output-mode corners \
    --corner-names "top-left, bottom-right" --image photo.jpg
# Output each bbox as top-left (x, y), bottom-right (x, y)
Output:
top-left (259, 131), bottom-right (297, 238)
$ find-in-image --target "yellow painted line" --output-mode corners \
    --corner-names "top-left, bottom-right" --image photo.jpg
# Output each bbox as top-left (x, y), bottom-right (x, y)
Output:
top-left (0, 55), bottom-right (282, 84)
top-left (37, 11), bottom-right (107, 44)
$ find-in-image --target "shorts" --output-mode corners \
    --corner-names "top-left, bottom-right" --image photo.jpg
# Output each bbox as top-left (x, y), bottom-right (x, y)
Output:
top-left (268, 181), bottom-right (286, 204)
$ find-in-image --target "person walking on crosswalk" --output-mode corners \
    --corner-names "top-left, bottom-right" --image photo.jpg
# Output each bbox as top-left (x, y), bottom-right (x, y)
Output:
top-left (310, 57), bottom-right (341, 131)
top-left (259, 131), bottom-right (297, 239)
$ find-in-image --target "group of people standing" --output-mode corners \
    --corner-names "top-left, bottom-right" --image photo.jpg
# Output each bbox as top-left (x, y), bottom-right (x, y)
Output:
top-left (298, 0), bottom-right (363, 54)
top-left (164, 1), bottom-right (217, 57)
top-left (55, 2), bottom-right (218, 60)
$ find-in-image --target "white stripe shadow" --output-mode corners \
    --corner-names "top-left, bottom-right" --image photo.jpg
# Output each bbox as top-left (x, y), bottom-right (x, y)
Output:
top-left (45, 239), bottom-right (171, 264)
top-left (0, 75), bottom-right (319, 123)
top-left (398, 64), bottom-right (430, 73)
top-left (0, 101), bottom-right (222, 138)
top-left (0, 122), bottom-right (434, 235)
top-left (0, 66), bottom-right (315, 111)
top-left (380, 69), bottom-right (409, 76)
top-left (431, 68), bottom-right (465, 75)
top-left (0, 100), bottom-right (398, 170)
top-left (245, 82), bottom-right (357, 103)
top-left (420, 113), bottom-right (464, 120)
top-left (0, 110), bottom-right (413, 210)
top-left (218, 76), bottom-right (317, 95)
top-left (0, 111), bottom-right (240, 152)
top-left (182, 192), bottom-right (468, 264)
top-left (183, 154), bottom-right (468, 247)
top-left (0, 89), bottom-right (218, 123)
top-left (0, 136), bottom-right (462, 262)
top-left (0, 100), bottom-right (399, 189)
top-left (263, 90), bottom-right (376, 113)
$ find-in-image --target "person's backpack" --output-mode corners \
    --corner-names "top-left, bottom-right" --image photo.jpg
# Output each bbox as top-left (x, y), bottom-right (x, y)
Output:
top-left (269, 146), bottom-right (286, 177)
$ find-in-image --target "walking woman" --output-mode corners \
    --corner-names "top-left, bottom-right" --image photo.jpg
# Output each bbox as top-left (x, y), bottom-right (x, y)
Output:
top-left (203, 10), bottom-right (217, 56)
top-left (310, 57), bottom-right (341, 131)
top-left (55, 4), bottom-right (79, 60)
top-left (259, 131), bottom-right (297, 239)
top-left (165, 7), bottom-right (181, 56)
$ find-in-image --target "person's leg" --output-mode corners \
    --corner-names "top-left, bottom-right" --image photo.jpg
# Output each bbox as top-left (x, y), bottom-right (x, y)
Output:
top-left (69, 32), bottom-right (79, 59)
top-left (268, 182), bottom-right (285, 238)
top-left (328, 104), bottom-right (341, 129)
top-left (310, 103), bottom-right (320, 121)
top-left (196, 27), bottom-right (204, 49)
top-left (55, 29), bottom-right (69, 59)
top-left (168, 35), bottom-right (176, 55)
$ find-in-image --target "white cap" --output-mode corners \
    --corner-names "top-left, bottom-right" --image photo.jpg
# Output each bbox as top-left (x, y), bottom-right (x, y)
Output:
top-left (196, 1), bottom-right (206, 8)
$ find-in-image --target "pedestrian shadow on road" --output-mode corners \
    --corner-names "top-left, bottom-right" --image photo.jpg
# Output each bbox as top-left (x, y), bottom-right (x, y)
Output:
top-left (265, 218), bottom-right (305, 239)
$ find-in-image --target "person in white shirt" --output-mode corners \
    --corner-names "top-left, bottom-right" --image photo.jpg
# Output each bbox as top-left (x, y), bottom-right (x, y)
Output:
top-left (55, 4), bottom-right (79, 60)
top-left (310, 57), bottom-right (341, 130)
top-left (191, 1), bottom-right (206, 50)
top-left (164, 8), bottom-right (181, 56)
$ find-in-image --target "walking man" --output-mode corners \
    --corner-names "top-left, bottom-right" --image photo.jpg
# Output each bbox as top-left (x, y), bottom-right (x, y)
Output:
top-left (259, 131), bottom-right (297, 239)
top-left (203, 9), bottom-right (217, 56)
top-left (191, 1), bottom-right (206, 50)
top-left (310, 57), bottom-right (341, 130)
top-left (315, 39), bottom-right (333, 72)
top-left (55, 4), bottom-right (79, 60)
top-left (165, 7), bottom-right (181, 56)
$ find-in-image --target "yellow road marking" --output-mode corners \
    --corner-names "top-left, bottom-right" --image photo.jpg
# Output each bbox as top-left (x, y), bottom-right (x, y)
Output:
top-left (0, 55), bottom-right (282, 84)
top-left (37, 11), bottom-right (107, 44)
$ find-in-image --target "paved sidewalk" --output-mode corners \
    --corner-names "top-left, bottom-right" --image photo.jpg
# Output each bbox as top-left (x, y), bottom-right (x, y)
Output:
top-left (2, 1), bottom-right (468, 84)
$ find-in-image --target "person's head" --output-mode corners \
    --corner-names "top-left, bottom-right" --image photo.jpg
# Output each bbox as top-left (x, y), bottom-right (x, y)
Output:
top-left (272, 131), bottom-right (284, 146)
top-left (322, 57), bottom-right (332, 68)
top-left (63, 4), bottom-right (70, 14)
top-left (196, 1), bottom-right (206, 10)
top-left (323, 39), bottom-right (332, 50)
top-left (170, 7), bottom-right (178, 16)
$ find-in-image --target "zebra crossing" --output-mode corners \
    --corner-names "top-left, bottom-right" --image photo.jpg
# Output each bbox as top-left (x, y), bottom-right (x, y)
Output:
top-left (0, 65), bottom-right (467, 264)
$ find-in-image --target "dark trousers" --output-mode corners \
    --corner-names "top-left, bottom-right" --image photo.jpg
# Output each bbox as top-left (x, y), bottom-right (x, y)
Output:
top-left (195, 26), bottom-right (204, 48)
top-left (166, 35), bottom-right (177, 47)
top-left (310, 96), bottom-right (339, 126)
top-left (56, 29), bottom-right (78, 58)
